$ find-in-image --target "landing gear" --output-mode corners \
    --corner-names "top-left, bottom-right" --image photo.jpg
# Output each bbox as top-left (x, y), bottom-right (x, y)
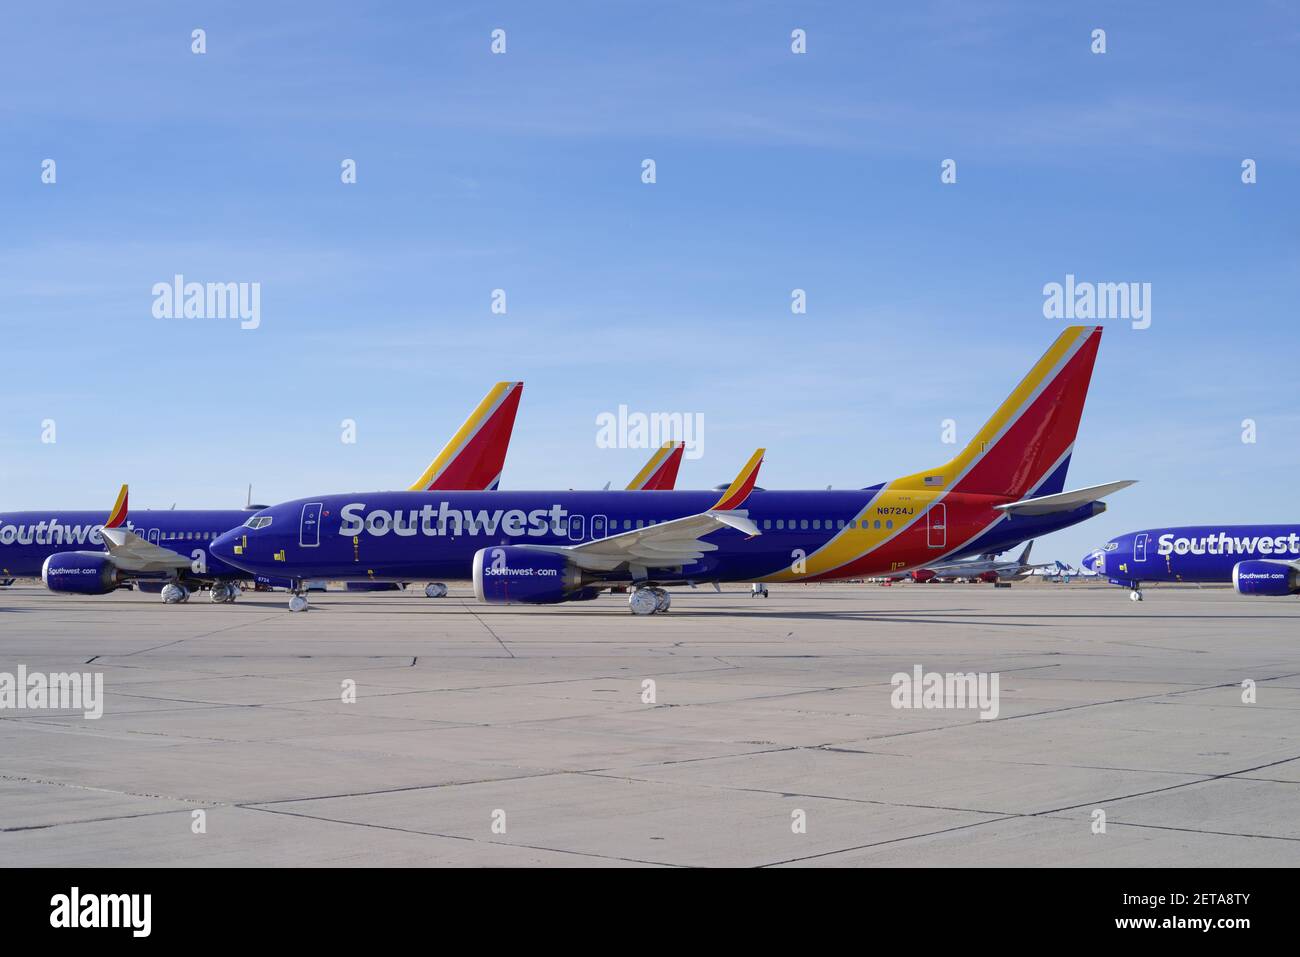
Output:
top-left (750, 583), bottom-right (769, 598)
top-left (628, 587), bottom-right (659, 616)
top-left (209, 582), bottom-right (240, 604)
top-left (1129, 588), bottom-right (1143, 602)
top-left (161, 583), bottom-right (190, 604)
top-left (628, 586), bottom-right (671, 615)
top-left (424, 582), bottom-right (448, 599)
top-left (288, 594), bottom-right (309, 613)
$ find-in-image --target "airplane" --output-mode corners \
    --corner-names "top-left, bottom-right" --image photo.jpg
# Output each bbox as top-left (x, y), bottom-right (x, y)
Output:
top-left (211, 326), bottom-right (1133, 615)
top-left (12, 382), bottom-right (523, 603)
top-left (909, 540), bottom-right (1055, 584)
top-left (352, 442), bottom-right (689, 593)
top-left (1082, 525), bottom-right (1300, 601)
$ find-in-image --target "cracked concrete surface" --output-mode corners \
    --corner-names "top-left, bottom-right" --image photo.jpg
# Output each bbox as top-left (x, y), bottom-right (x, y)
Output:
top-left (0, 582), bottom-right (1297, 867)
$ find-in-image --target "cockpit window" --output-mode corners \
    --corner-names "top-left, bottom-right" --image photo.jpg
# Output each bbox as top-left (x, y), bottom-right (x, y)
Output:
top-left (244, 515), bottom-right (273, 529)
top-left (1103, 542), bottom-right (1118, 551)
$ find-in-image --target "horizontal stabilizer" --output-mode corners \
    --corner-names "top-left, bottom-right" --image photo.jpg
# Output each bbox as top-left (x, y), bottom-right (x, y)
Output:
top-left (994, 480), bottom-right (1136, 516)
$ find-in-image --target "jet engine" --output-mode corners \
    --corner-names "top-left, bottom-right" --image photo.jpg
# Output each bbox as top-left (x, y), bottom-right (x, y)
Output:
top-left (1232, 560), bottom-right (1300, 596)
top-left (472, 546), bottom-right (587, 604)
top-left (41, 552), bottom-right (120, 595)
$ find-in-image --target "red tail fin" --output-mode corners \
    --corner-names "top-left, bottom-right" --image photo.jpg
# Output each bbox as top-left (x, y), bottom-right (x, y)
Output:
top-left (892, 326), bottom-right (1102, 500)
top-left (626, 441), bottom-right (685, 491)
top-left (409, 382), bottom-right (523, 492)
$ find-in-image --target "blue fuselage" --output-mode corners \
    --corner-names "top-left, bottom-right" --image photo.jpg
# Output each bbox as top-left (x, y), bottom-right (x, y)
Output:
top-left (0, 509), bottom-right (252, 579)
top-left (1085, 525), bottom-right (1300, 586)
top-left (213, 488), bottom-right (1102, 585)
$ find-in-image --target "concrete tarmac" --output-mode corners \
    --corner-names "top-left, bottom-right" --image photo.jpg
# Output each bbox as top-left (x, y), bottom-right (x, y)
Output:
top-left (1, 581), bottom-right (1297, 867)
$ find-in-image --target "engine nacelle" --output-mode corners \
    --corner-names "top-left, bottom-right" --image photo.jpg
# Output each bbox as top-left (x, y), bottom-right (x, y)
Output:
top-left (42, 552), bottom-right (119, 595)
top-left (1232, 560), bottom-right (1300, 597)
top-left (911, 569), bottom-right (936, 583)
top-left (472, 546), bottom-right (584, 604)
top-left (978, 570), bottom-right (1000, 584)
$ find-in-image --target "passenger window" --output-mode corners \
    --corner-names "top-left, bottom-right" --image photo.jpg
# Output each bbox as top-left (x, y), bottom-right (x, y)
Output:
top-left (776, 519), bottom-right (784, 530)
top-left (886, 520), bottom-right (894, 529)
top-left (812, 519), bottom-right (821, 530)
top-left (799, 519), bottom-right (809, 530)
top-left (874, 520), bottom-right (881, 529)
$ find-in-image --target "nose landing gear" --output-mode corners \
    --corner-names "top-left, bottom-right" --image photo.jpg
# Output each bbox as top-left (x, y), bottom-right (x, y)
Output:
top-left (750, 583), bottom-right (769, 598)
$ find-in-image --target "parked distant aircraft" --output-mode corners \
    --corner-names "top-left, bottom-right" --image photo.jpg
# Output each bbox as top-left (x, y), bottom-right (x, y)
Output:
top-left (15, 383), bottom-right (523, 603)
top-left (911, 540), bottom-right (1053, 583)
top-left (212, 326), bottom-right (1133, 614)
top-left (1083, 525), bottom-right (1300, 600)
top-left (625, 442), bottom-right (685, 491)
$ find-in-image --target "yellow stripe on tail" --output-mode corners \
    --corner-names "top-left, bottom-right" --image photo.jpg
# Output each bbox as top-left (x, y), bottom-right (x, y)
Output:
top-left (710, 449), bottom-right (765, 511)
top-left (105, 484), bottom-right (129, 529)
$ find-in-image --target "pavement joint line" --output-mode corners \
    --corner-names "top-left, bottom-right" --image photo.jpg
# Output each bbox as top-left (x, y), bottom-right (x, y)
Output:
top-left (456, 598), bottom-right (516, 658)
top-left (238, 805), bottom-right (682, 867)
top-left (119, 614), bottom-right (289, 657)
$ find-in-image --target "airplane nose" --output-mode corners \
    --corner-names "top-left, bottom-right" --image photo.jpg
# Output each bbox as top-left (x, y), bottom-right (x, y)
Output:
top-left (210, 530), bottom-right (240, 565)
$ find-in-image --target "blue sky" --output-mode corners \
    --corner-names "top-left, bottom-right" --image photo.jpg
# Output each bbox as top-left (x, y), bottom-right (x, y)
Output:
top-left (2, 1), bottom-right (1297, 564)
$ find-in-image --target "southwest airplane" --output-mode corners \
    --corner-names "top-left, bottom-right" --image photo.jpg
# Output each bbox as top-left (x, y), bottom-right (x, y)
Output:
top-left (12, 382), bottom-right (524, 603)
top-left (212, 326), bottom-right (1133, 614)
top-left (351, 442), bottom-right (686, 592)
top-left (1083, 526), bottom-right (1300, 600)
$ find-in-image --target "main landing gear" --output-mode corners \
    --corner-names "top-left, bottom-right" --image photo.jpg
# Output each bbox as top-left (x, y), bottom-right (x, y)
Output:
top-left (288, 593), bottom-right (309, 613)
top-left (424, 582), bottom-right (448, 598)
top-left (629, 586), bottom-right (671, 616)
top-left (209, 582), bottom-right (240, 604)
top-left (160, 583), bottom-right (190, 604)
top-left (750, 583), bottom-right (769, 598)
top-left (1129, 587), bottom-right (1143, 602)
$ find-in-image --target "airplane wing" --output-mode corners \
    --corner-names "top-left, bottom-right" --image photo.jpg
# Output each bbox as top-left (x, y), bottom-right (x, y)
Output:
top-left (517, 449), bottom-right (765, 575)
top-left (519, 509), bottom-right (760, 573)
top-left (994, 480), bottom-right (1136, 516)
top-left (99, 527), bottom-right (193, 574)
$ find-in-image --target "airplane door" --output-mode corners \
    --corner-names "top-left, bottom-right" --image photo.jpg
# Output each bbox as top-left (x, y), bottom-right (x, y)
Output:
top-left (568, 515), bottom-right (586, 542)
top-left (591, 514), bottom-right (607, 540)
top-left (927, 503), bottom-right (947, 548)
top-left (1134, 532), bottom-right (1148, 562)
top-left (300, 503), bottom-right (323, 547)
